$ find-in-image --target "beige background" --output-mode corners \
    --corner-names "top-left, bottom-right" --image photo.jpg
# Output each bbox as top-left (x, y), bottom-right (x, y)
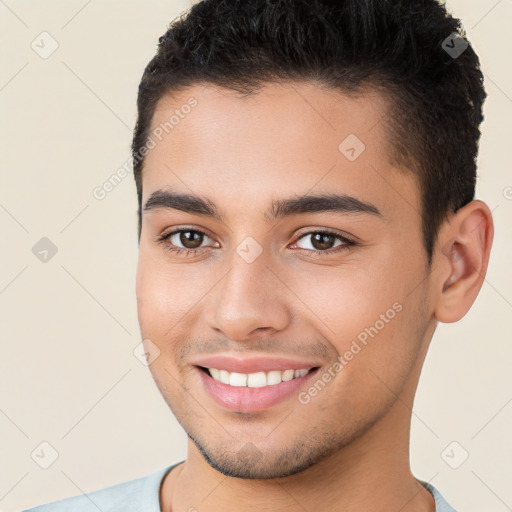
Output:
top-left (1, 1), bottom-right (511, 511)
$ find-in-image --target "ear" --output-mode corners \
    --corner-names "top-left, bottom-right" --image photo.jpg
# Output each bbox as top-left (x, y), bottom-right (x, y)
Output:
top-left (433, 200), bottom-right (494, 323)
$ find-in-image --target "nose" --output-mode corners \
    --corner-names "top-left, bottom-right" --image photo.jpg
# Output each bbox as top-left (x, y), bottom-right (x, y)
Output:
top-left (203, 250), bottom-right (291, 342)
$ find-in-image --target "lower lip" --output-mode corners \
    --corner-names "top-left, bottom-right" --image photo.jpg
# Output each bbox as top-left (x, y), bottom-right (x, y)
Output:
top-left (196, 367), bottom-right (320, 413)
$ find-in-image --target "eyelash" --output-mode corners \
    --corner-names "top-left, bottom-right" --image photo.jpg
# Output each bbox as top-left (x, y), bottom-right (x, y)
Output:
top-left (156, 227), bottom-right (357, 258)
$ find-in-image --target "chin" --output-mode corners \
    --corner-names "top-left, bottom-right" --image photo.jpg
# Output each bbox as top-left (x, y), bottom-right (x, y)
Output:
top-left (188, 429), bottom-right (348, 480)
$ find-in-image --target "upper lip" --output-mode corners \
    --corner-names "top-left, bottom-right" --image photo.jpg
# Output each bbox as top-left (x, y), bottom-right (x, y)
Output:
top-left (191, 355), bottom-right (321, 374)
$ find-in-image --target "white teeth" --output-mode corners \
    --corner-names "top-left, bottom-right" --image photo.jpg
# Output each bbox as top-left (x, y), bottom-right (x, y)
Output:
top-left (229, 372), bottom-right (247, 387)
top-left (207, 367), bottom-right (313, 387)
top-left (282, 369), bottom-right (295, 381)
top-left (267, 370), bottom-right (282, 385)
top-left (247, 371), bottom-right (267, 388)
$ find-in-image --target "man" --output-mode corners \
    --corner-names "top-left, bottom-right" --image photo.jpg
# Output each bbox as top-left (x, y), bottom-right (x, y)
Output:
top-left (23, 0), bottom-right (493, 510)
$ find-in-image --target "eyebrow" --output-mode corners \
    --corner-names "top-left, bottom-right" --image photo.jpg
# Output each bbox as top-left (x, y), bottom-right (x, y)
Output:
top-left (143, 188), bottom-right (382, 221)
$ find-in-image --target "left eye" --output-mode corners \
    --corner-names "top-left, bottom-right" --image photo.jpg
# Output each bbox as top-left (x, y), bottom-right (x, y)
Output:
top-left (294, 231), bottom-right (351, 251)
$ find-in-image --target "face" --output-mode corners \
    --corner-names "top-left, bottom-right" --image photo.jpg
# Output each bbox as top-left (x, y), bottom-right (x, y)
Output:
top-left (136, 81), bottom-right (435, 479)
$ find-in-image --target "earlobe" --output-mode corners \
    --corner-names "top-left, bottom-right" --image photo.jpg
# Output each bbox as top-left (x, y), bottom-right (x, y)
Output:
top-left (434, 200), bottom-right (494, 323)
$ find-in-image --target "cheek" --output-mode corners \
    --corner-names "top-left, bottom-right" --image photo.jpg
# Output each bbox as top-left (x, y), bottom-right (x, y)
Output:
top-left (291, 254), bottom-right (424, 381)
top-left (136, 250), bottom-right (190, 320)
top-left (290, 260), bottom-right (401, 338)
top-left (135, 250), bottom-right (184, 343)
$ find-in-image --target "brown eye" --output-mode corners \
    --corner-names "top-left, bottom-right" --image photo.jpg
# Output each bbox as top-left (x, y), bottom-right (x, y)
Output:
top-left (311, 233), bottom-right (336, 250)
top-left (157, 227), bottom-right (220, 256)
top-left (296, 232), bottom-right (345, 251)
top-left (176, 230), bottom-right (204, 249)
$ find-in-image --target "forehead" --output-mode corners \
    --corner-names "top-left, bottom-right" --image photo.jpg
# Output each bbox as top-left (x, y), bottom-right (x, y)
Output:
top-left (143, 81), bottom-right (420, 222)
top-left (149, 81), bottom-right (391, 152)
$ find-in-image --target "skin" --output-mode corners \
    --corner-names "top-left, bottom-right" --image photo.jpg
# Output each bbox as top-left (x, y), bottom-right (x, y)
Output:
top-left (135, 81), bottom-right (493, 512)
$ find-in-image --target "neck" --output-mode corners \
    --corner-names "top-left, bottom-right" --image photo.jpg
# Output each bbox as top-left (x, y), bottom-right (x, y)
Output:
top-left (162, 407), bottom-right (434, 511)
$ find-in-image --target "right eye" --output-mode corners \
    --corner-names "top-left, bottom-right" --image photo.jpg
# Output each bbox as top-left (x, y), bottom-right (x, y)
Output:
top-left (157, 227), bottom-right (219, 256)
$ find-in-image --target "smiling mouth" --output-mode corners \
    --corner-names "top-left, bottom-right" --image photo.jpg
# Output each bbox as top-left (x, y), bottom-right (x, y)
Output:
top-left (198, 366), bottom-right (319, 388)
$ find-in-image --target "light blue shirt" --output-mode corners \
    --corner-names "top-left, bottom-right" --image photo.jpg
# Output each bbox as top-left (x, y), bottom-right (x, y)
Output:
top-left (21, 461), bottom-right (457, 512)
